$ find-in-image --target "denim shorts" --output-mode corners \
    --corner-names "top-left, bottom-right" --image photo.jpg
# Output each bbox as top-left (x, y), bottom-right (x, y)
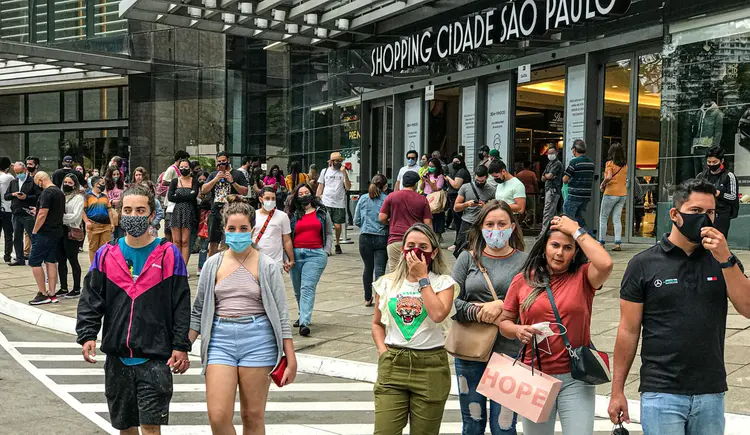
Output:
top-left (29, 233), bottom-right (59, 267)
top-left (207, 315), bottom-right (278, 368)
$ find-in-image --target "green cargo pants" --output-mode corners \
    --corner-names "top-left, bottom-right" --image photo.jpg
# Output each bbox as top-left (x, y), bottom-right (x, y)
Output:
top-left (374, 346), bottom-right (452, 435)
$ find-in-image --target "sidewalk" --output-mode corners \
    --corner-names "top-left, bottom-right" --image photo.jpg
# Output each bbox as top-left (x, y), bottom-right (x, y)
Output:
top-left (2, 230), bottom-right (750, 415)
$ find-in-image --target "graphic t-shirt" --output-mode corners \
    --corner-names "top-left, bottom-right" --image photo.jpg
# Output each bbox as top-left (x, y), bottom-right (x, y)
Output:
top-left (374, 272), bottom-right (458, 350)
top-left (494, 177), bottom-right (527, 206)
top-left (208, 169), bottom-right (249, 212)
top-left (37, 185), bottom-right (66, 238)
top-left (253, 209), bottom-right (291, 262)
top-left (117, 237), bottom-right (160, 366)
top-left (318, 168), bottom-right (346, 209)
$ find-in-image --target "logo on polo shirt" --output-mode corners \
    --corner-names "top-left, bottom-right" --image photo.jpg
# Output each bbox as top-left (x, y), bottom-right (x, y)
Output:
top-left (654, 278), bottom-right (678, 288)
top-left (707, 276), bottom-right (718, 282)
top-left (654, 279), bottom-right (662, 288)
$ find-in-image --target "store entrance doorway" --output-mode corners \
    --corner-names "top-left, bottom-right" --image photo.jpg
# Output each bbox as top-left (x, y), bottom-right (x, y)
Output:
top-left (427, 87), bottom-right (460, 160)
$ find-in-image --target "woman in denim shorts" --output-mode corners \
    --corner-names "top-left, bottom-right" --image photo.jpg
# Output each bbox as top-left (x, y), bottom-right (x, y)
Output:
top-left (190, 195), bottom-right (297, 434)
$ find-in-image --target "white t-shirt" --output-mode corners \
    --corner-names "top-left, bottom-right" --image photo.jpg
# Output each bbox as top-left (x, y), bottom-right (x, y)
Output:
top-left (252, 209), bottom-right (291, 263)
top-left (0, 172), bottom-right (14, 213)
top-left (318, 167), bottom-right (346, 209)
top-left (162, 164), bottom-right (179, 212)
top-left (494, 176), bottom-right (526, 205)
top-left (374, 272), bottom-right (458, 350)
top-left (396, 164), bottom-right (420, 190)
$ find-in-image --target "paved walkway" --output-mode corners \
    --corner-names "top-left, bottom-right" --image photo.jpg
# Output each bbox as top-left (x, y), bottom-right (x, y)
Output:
top-left (2, 230), bottom-right (750, 414)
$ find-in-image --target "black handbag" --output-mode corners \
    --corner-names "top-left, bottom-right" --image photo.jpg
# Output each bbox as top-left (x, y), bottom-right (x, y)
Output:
top-left (545, 286), bottom-right (612, 385)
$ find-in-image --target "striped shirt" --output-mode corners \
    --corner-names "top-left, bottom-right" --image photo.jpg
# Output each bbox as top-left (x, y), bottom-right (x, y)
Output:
top-left (214, 266), bottom-right (265, 317)
top-left (565, 156), bottom-right (595, 200)
top-left (84, 191), bottom-right (111, 224)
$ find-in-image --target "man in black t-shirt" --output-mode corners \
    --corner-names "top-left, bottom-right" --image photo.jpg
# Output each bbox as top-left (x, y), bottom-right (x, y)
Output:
top-left (609, 179), bottom-right (750, 434)
top-left (200, 151), bottom-right (248, 257)
top-left (52, 155), bottom-right (87, 189)
top-left (28, 171), bottom-right (66, 305)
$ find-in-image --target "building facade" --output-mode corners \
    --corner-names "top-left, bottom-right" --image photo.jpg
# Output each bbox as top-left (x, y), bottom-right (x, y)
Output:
top-left (3, 0), bottom-right (750, 246)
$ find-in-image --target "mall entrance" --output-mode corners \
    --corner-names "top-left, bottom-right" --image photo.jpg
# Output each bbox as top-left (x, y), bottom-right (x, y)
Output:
top-left (427, 87), bottom-right (461, 162)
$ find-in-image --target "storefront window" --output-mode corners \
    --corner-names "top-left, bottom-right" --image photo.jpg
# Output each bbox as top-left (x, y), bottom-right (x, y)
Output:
top-left (28, 132), bottom-right (61, 168)
top-left (0, 133), bottom-right (24, 161)
top-left (28, 92), bottom-right (60, 124)
top-left (83, 88), bottom-right (120, 121)
top-left (0, 95), bottom-right (24, 125)
top-left (635, 54), bottom-right (662, 238)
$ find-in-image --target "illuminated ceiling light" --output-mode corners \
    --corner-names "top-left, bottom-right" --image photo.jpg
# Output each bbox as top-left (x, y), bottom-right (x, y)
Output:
top-left (335, 18), bottom-right (349, 31)
top-left (304, 13), bottom-right (318, 25)
top-left (255, 18), bottom-right (268, 28)
top-left (203, 0), bottom-right (217, 8)
top-left (286, 23), bottom-right (299, 34)
top-left (222, 13), bottom-right (235, 23)
top-left (311, 38), bottom-right (321, 44)
top-left (239, 2), bottom-right (253, 14)
top-left (188, 7), bottom-right (201, 17)
top-left (264, 41), bottom-right (287, 51)
top-left (315, 28), bottom-right (328, 38)
top-left (272, 9), bottom-right (287, 21)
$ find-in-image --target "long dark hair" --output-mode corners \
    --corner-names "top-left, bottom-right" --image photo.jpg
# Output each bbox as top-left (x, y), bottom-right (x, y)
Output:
top-left (428, 158), bottom-right (444, 176)
top-left (62, 173), bottom-right (82, 199)
top-left (519, 220), bottom-right (588, 311)
top-left (468, 200), bottom-right (524, 269)
top-left (368, 174), bottom-right (387, 199)
top-left (289, 161), bottom-right (302, 190)
top-left (267, 165), bottom-right (284, 184)
top-left (104, 165), bottom-right (124, 190)
top-left (285, 182), bottom-right (320, 216)
top-left (608, 142), bottom-right (626, 168)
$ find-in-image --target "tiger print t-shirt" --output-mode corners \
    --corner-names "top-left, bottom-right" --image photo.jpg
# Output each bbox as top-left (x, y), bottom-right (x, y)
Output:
top-left (374, 272), bottom-right (458, 350)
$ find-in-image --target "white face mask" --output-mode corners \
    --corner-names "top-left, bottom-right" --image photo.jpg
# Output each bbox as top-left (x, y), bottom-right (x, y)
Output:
top-left (548, 154), bottom-right (557, 161)
top-left (263, 200), bottom-right (276, 212)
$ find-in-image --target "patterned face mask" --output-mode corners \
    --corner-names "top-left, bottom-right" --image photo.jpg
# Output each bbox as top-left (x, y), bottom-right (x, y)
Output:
top-left (120, 215), bottom-right (150, 238)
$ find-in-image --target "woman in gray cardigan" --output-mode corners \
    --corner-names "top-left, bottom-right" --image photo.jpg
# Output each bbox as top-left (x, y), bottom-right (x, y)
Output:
top-left (189, 195), bottom-right (296, 434)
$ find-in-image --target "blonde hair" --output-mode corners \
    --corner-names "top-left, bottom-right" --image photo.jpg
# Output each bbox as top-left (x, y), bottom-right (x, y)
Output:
top-left (382, 223), bottom-right (451, 291)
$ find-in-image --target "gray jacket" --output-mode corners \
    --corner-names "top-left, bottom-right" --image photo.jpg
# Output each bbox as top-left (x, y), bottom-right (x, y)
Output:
top-left (190, 251), bottom-right (293, 375)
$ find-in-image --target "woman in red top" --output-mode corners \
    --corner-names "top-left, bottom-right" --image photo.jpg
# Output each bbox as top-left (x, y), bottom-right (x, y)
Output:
top-left (285, 183), bottom-right (333, 337)
top-left (498, 215), bottom-right (613, 435)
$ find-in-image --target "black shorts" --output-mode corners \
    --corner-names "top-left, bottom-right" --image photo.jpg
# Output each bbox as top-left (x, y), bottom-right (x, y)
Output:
top-left (104, 356), bottom-right (173, 430)
top-left (29, 233), bottom-right (60, 266)
top-left (208, 208), bottom-right (225, 243)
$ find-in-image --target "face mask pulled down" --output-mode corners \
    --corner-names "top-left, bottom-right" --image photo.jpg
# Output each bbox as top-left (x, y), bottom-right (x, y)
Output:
top-left (673, 211), bottom-right (713, 244)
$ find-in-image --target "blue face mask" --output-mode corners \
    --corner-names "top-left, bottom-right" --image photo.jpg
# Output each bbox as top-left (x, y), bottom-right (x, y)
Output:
top-left (225, 231), bottom-right (253, 253)
top-left (18, 173), bottom-right (26, 181)
top-left (407, 158), bottom-right (416, 166)
top-left (482, 228), bottom-right (514, 250)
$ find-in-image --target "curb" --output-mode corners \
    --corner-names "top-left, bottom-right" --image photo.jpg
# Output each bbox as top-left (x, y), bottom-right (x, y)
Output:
top-left (3, 292), bottom-right (750, 433)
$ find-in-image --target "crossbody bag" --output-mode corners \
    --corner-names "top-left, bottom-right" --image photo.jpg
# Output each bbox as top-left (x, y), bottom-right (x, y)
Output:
top-left (254, 209), bottom-right (276, 244)
top-left (545, 285), bottom-right (611, 385)
top-left (445, 262), bottom-right (500, 362)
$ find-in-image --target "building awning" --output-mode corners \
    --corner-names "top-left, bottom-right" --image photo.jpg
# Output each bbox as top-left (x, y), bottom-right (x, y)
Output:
top-left (0, 40), bottom-right (152, 89)
top-left (119, 0), bottom-right (458, 48)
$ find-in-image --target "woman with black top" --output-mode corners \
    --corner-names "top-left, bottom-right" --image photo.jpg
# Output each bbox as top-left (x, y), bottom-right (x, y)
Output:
top-left (168, 158), bottom-right (199, 266)
top-left (55, 174), bottom-right (84, 298)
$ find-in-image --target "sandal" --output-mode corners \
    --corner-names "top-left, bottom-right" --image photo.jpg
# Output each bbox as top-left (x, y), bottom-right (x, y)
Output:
top-left (365, 299), bottom-right (374, 307)
top-left (612, 245), bottom-right (622, 252)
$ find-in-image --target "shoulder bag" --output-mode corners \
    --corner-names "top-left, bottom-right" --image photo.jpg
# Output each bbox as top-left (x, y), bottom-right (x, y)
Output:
top-left (545, 285), bottom-right (611, 385)
top-left (445, 263), bottom-right (500, 362)
top-left (254, 209), bottom-right (276, 244)
top-left (600, 164), bottom-right (624, 192)
top-left (426, 189), bottom-right (447, 213)
top-left (68, 226), bottom-right (84, 242)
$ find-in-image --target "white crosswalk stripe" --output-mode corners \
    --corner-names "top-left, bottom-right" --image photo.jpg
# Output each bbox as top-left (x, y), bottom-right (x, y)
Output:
top-left (8, 341), bottom-right (643, 434)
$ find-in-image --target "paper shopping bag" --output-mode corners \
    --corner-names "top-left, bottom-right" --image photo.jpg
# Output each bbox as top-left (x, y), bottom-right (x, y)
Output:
top-left (476, 352), bottom-right (562, 423)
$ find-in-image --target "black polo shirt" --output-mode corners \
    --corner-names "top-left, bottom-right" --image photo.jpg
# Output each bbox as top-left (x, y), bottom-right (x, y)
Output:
top-left (620, 234), bottom-right (731, 395)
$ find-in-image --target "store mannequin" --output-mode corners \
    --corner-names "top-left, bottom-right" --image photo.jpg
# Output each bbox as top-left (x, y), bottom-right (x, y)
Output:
top-left (692, 97), bottom-right (724, 176)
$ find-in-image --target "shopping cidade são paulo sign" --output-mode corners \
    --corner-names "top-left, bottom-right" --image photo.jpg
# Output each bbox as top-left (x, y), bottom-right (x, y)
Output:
top-left (370, 0), bottom-right (631, 76)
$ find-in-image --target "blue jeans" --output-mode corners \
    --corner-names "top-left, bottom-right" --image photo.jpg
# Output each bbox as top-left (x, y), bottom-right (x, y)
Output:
top-left (290, 248), bottom-right (328, 327)
top-left (640, 392), bottom-right (725, 435)
top-left (359, 233), bottom-right (388, 302)
top-left (563, 197), bottom-right (589, 231)
top-left (455, 357), bottom-right (517, 435)
top-left (198, 238), bottom-right (209, 270)
top-left (519, 373), bottom-right (595, 435)
top-left (598, 195), bottom-right (626, 244)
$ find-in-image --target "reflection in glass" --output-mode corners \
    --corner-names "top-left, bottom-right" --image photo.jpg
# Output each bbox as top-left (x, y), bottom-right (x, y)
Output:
top-left (0, 133), bottom-right (24, 161)
top-left (28, 132), bottom-right (61, 167)
top-left (636, 53), bottom-right (662, 238)
top-left (0, 95), bottom-right (24, 125)
top-left (28, 93), bottom-right (60, 123)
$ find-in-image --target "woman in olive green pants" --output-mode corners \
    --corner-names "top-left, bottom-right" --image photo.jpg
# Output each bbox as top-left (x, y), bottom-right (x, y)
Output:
top-left (371, 223), bottom-right (459, 434)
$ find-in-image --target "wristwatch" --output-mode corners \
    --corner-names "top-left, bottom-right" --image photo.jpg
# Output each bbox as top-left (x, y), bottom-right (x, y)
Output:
top-left (573, 227), bottom-right (587, 241)
top-left (418, 278), bottom-right (431, 292)
top-left (720, 254), bottom-right (738, 269)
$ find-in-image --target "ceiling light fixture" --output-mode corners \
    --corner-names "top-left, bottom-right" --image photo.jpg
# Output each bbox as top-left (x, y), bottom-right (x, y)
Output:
top-left (255, 18), bottom-right (268, 28)
top-left (222, 13), bottom-right (235, 23)
top-left (188, 7), bottom-right (201, 17)
top-left (304, 13), bottom-right (318, 25)
top-left (239, 2), bottom-right (253, 14)
top-left (315, 28), bottom-right (328, 38)
top-left (336, 18), bottom-right (349, 31)
top-left (272, 9), bottom-right (287, 21)
top-left (286, 23), bottom-right (299, 34)
top-left (204, 0), bottom-right (217, 8)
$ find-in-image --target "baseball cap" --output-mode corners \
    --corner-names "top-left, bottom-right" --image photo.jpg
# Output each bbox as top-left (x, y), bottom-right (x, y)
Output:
top-left (402, 171), bottom-right (420, 188)
top-left (63, 155), bottom-right (73, 163)
top-left (489, 149), bottom-right (500, 158)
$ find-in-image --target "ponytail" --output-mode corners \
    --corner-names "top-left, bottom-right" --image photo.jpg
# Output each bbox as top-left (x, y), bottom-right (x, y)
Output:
top-left (368, 173), bottom-right (388, 199)
top-left (368, 182), bottom-right (381, 199)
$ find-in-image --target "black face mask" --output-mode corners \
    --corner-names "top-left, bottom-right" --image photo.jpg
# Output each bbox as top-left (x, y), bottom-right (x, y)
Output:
top-left (63, 185), bottom-right (74, 193)
top-left (97, 184), bottom-right (105, 191)
top-left (333, 162), bottom-right (343, 170)
top-left (494, 177), bottom-right (505, 184)
top-left (707, 163), bottom-right (721, 172)
top-left (179, 168), bottom-right (191, 176)
top-left (673, 211), bottom-right (713, 244)
top-left (298, 195), bottom-right (312, 206)
top-left (475, 180), bottom-right (486, 188)
top-left (27, 165), bottom-right (35, 172)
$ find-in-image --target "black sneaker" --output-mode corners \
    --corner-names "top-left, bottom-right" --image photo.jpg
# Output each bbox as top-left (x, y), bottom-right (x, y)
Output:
top-left (9, 261), bottom-right (25, 267)
top-left (49, 295), bottom-right (59, 304)
top-left (335, 245), bottom-right (343, 255)
top-left (299, 326), bottom-right (311, 337)
top-left (29, 292), bottom-right (51, 305)
top-left (293, 319), bottom-right (300, 328)
top-left (64, 289), bottom-right (81, 298)
top-left (55, 289), bottom-right (69, 298)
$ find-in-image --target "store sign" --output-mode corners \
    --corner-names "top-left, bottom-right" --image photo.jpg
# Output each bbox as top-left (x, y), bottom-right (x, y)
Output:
top-left (518, 64), bottom-right (531, 83)
top-left (486, 81), bottom-right (511, 162)
top-left (462, 86), bottom-right (477, 169)
top-left (370, 0), bottom-right (632, 76)
top-left (404, 97), bottom-right (422, 153)
top-left (425, 85), bottom-right (435, 101)
top-left (564, 64), bottom-right (586, 166)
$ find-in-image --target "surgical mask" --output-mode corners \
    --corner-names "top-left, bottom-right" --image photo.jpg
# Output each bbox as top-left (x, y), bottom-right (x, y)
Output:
top-left (482, 228), bottom-right (514, 250)
top-left (112, 175), bottom-right (120, 181)
top-left (673, 211), bottom-right (713, 244)
top-left (708, 163), bottom-right (721, 172)
top-left (120, 215), bottom-right (150, 238)
top-left (298, 195), bottom-right (312, 206)
top-left (418, 160), bottom-right (426, 167)
top-left (179, 168), bottom-right (190, 176)
top-left (263, 200), bottom-right (276, 211)
top-left (428, 167), bottom-right (436, 173)
top-left (548, 154), bottom-right (557, 161)
top-left (225, 231), bottom-right (252, 253)
top-left (403, 247), bottom-right (433, 268)
top-left (407, 158), bottom-right (416, 166)
top-left (18, 173), bottom-right (26, 182)
top-left (63, 185), bottom-right (75, 193)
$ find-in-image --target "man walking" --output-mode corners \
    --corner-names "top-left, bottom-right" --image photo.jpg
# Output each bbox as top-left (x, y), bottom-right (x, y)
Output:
top-left (563, 139), bottom-right (594, 229)
top-left (379, 171), bottom-right (432, 271)
top-left (0, 157), bottom-right (15, 265)
top-left (453, 165), bottom-right (496, 257)
top-left (77, 184), bottom-right (191, 435)
top-left (253, 186), bottom-right (294, 271)
top-left (28, 172), bottom-right (65, 305)
top-left (516, 161), bottom-right (538, 226)
top-left (394, 150), bottom-right (420, 191)
top-left (489, 160), bottom-right (526, 214)
top-left (697, 146), bottom-right (738, 238)
top-left (609, 178), bottom-right (750, 434)
top-left (201, 151), bottom-right (249, 257)
top-left (541, 147), bottom-right (564, 231)
top-left (6, 161), bottom-right (41, 266)
top-left (316, 152), bottom-right (351, 255)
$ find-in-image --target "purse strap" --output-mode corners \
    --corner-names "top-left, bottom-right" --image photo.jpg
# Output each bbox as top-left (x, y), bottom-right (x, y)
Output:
top-left (479, 265), bottom-right (499, 301)
top-left (545, 285), bottom-right (575, 357)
